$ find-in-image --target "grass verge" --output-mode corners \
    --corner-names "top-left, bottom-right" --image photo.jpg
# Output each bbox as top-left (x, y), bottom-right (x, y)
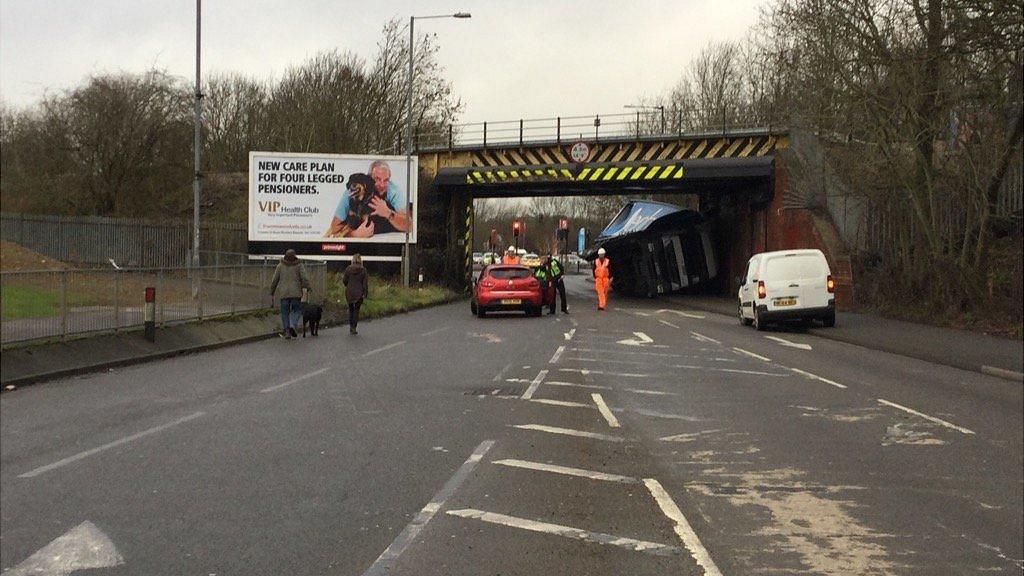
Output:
top-left (325, 274), bottom-right (459, 321)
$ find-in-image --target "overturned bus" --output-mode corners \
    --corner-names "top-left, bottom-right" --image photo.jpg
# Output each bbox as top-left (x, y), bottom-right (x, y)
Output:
top-left (590, 200), bottom-right (718, 297)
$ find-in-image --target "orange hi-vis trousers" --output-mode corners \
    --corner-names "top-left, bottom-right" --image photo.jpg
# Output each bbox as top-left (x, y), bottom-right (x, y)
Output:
top-left (594, 258), bottom-right (610, 310)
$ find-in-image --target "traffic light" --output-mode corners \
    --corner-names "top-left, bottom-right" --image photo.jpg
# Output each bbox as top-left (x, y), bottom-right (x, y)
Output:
top-left (512, 221), bottom-right (522, 236)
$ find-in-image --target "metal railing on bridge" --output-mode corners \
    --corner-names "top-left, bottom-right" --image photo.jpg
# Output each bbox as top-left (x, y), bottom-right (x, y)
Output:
top-left (412, 106), bottom-right (781, 152)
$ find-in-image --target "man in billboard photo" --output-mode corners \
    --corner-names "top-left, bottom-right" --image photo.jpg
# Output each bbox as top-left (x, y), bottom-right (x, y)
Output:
top-left (326, 160), bottom-right (411, 238)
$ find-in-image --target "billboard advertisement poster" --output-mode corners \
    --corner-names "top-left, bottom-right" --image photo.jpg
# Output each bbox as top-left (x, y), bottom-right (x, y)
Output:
top-left (248, 151), bottom-right (417, 260)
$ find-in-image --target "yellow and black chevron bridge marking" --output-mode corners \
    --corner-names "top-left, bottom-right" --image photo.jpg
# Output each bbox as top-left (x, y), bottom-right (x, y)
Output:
top-left (469, 135), bottom-right (785, 168)
top-left (466, 162), bottom-right (685, 185)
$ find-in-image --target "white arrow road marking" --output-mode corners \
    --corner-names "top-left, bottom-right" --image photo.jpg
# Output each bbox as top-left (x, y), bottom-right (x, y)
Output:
top-left (592, 393), bottom-right (621, 428)
top-left (564, 328), bottom-right (576, 340)
top-left (644, 479), bottom-right (724, 576)
top-left (690, 331), bottom-right (720, 345)
top-left (657, 309), bottom-right (706, 319)
top-left (764, 335), bottom-right (812, 350)
top-left (617, 332), bottom-right (654, 346)
top-left (559, 368), bottom-right (650, 378)
top-left (469, 332), bottom-right (503, 343)
top-left (5, 521), bottom-right (124, 576)
top-left (877, 399), bottom-right (975, 435)
top-left (493, 459), bottom-right (639, 484)
top-left (446, 509), bottom-right (679, 556)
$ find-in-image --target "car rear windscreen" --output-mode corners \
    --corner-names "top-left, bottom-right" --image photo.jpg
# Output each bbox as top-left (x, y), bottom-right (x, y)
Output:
top-left (489, 268), bottom-right (532, 280)
top-left (765, 255), bottom-right (826, 281)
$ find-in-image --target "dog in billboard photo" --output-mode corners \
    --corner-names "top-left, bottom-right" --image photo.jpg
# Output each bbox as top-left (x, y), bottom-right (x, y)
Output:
top-left (326, 173), bottom-right (399, 237)
top-left (301, 301), bottom-right (322, 337)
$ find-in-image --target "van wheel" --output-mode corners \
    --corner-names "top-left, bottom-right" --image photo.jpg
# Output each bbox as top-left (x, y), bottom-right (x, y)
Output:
top-left (754, 309), bottom-right (767, 331)
top-left (823, 312), bottom-right (836, 328)
top-left (739, 304), bottom-right (753, 326)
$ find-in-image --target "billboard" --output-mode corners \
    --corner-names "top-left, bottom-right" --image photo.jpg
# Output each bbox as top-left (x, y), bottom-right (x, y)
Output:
top-left (248, 151), bottom-right (417, 261)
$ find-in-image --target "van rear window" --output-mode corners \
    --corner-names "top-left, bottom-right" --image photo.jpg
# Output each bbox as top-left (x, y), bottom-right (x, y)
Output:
top-left (489, 268), bottom-right (532, 280)
top-left (765, 255), bottom-right (825, 281)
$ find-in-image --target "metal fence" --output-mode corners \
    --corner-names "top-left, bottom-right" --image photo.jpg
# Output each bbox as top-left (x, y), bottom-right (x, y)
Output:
top-left (1, 262), bottom-right (328, 345)
top-left (1, 212), bottom-right (247, 268)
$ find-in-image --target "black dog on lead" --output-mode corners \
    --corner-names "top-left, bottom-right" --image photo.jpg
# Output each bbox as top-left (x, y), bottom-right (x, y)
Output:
top-left (301, 302), bottom-right (322, 337)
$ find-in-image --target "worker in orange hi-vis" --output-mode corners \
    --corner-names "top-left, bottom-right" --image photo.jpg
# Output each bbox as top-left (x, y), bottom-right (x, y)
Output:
top-left (593, 247), bottom-right (611, 310)
top-left (501, 246), bottom-right (519, 265)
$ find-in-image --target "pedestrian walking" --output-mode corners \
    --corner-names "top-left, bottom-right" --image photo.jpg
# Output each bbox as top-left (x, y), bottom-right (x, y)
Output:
top-left (270, 249), bottom-right (311, 339)
top-left (593, 248), bottom-right (611, 310)
top-left (548, 253), bottom-right (569, 314)
top-left (342, 254), bottom-right (369, 335)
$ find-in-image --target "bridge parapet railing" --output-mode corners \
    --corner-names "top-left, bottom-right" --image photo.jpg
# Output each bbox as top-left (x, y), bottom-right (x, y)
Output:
top-left (415, 107), bottom-right (782, 152)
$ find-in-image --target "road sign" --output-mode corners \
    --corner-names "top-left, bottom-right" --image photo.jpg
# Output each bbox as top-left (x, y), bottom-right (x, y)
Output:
top-left (577, 228), bottom-right (587, 254)
top-left (568, 141), bottom-right (590, 164)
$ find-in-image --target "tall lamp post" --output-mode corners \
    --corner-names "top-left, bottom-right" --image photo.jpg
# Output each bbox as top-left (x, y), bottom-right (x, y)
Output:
top-left (193, 0), bottom-right (203, 271)
top-left (624, 104), bottom-right (665, 135)
top-left (404, 12), bottom-right (471, 287)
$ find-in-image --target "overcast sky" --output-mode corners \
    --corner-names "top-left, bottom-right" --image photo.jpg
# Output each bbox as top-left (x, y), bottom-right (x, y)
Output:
top-left (0, 0), bottom-right (765, 123)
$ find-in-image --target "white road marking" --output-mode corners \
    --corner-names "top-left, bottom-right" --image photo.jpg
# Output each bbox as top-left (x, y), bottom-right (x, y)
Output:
top-left (644, 478), bottom-right (724, 576)
top-left (592, 393), bottom-right (621, 428)
top-left (260, 368), bottom-right (329, 393)
top-left (19, 412), bottom-right (205, 479)
top-left (733, 347), bottom-right (771, 362)
top-left (877, 399), bottom-right (975, 435)
top-left (420, 326), bottom-right (449, 337)
top-left (657, 309), bottom-right (706, 319)
top-left (528, 398), bottom-right (593, 408)
top-left (493, 362), bottom-right (513, 382)
top-left (764, 335), bottom-right (812, 350)
top-left (717, 367), bottom-right (788, 376)
top-left (4, 521), bottom-right (124, 575)
top-left (660, 429), bottom-right (724, 442)
top-left (564, 328), bottom-right (576, 341)
top-left (363, 440), bottom-right (495, 576)
top-left (690, 331), bottom-right (720, 345)
top-left (549, 345), bottom-right (566, 364)
top-left (512, 424), bottom-right (624, 442)
top-left (493, 459), bottom-right (639, 484)
top-left (505, 378), bottom-right (533, 383)
top-left (617, 331), bottom-right (654, 346)
top-left (559, 368), bottom-right (649, 378)
top-left (625, 388), bottom-right (676, 396)
top-left (545, 380), bottom-right (612, 390)
top-left (521, 370), bottom-right (549, 400)
top-left (789, 367), bottom-right (847, 389)
top-left (571, 347), bottom-right (724, 359)
top-left (364, 340), bottom-right (405, 357)
top-left (614, 307), bottom-right (653, 317)
top-left (659, 319), bottom-right (681, 329)
top-left (446, 509), bottom-right (679, 557)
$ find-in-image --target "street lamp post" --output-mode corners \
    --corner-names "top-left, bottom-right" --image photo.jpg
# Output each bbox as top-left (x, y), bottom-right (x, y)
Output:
top-left (193, 0), bottom-right (202, 270)
top-left (405, 12), bottom-right (470, 287)
top-left (624, 104), bottom-right (666, 135)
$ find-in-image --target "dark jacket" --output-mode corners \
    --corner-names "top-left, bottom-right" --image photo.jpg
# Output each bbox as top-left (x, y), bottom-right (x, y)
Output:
top-left (342, 264), bottom-right (369, 303)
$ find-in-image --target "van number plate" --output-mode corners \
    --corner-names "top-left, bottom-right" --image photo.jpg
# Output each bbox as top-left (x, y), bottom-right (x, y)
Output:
top-left (501, 299), bottom-right (522, 305)
top-left (774, 298), bottom-right (797, 307)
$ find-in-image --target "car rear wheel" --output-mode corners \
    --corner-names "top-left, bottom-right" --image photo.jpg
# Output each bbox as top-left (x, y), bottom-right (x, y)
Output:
top-left (739, 303), bottom-right (753, 326)
top-left (477, 306), bottom-right (486, 318)
top-left (470, 301), bottom-right (477, 315)
top-left (754, 309), bottom-right (767, 331)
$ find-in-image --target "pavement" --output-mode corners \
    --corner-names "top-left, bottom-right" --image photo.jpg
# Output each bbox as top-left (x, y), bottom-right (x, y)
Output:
top-left (662, 293), bottom-right (1024, 381)
top-left (1, 275), bottom-right (1021, 575)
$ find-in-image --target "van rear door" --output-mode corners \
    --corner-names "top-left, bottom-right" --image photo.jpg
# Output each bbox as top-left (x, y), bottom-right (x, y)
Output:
top-left (763, 252), bottom-right (831, 310)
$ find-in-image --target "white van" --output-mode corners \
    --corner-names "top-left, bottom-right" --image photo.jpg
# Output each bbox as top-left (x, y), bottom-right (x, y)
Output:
top-left (738, 249), bottom-right (836, 330)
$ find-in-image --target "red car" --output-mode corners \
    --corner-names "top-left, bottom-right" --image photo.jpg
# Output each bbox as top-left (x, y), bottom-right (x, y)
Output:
top-left (471, 265), bottom-right (549, 317)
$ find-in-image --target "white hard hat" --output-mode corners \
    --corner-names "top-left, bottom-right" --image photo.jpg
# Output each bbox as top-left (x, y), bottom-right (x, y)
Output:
top-left (597, 248), bottom-right (606, 255)
top-left (507, 246), bottom-right (515, 252)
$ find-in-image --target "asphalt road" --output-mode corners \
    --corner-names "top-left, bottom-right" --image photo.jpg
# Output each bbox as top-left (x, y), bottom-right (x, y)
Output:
top-left (2, 276), bottom-right (1021, 575)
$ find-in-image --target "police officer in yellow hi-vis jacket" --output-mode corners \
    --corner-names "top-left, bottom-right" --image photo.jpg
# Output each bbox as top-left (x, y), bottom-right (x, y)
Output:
top-left (547, 253), bottom-right (569, 315)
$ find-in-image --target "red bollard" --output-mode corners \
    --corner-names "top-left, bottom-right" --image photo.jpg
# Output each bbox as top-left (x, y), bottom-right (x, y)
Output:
top-left (144, 287), bottom-right (156, 342)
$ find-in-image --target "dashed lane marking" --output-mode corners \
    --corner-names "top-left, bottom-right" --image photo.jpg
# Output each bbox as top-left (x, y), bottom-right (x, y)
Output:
top-left (493, 459), bottom-right (639, 484)
top-left (420, 326), bottom-right (449, 337)
top-left (592, 393), bottom-right (621, 428)
top-left (733, 347), bottom-right (771, 362)
top-left (764, 335), bottom-right (812, 350)
top-left (564, 328), bottom-right (576, 340)
top-left (690, 331), bottom-right (720, 345)
top-left (877, 399), bottom-right (975, 435)
top-left (493, 362), bottom-right (513, 382)
top-left (559, 368), bottom-right (649, 378)
top-left (657, 309), bottom-right (706, 319)
top-left (789, 367), bottom-right (847, 389)
top-left (19, 412), bottom-right (205, 479)
top-left (260, 368), bottom-right (330, 393)
top-left (364, 341), bottom-right (405, 357)
top-left (446, 509), bottom-right (679, 557)
top-left (659, 319), bottom-right (681, 329)
top-left (644, 478), bottom-right (724, 576)
top-left (512, 424), bottom-right (624, 442)
top-left (521, 370), bottom-right (549, 400)
top-left (527, 398), bottom-right (593, 408)
top-left (549, 346), bottom-right (566, 364)
top-left (362, 441), bottom-right (495, 576)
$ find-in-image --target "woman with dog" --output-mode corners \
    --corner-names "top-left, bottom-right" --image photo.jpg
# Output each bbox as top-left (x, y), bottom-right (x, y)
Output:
top-left (342, 254), bottom-right (369, 335)
top-left (269, 249), bottom-right (312, 339)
